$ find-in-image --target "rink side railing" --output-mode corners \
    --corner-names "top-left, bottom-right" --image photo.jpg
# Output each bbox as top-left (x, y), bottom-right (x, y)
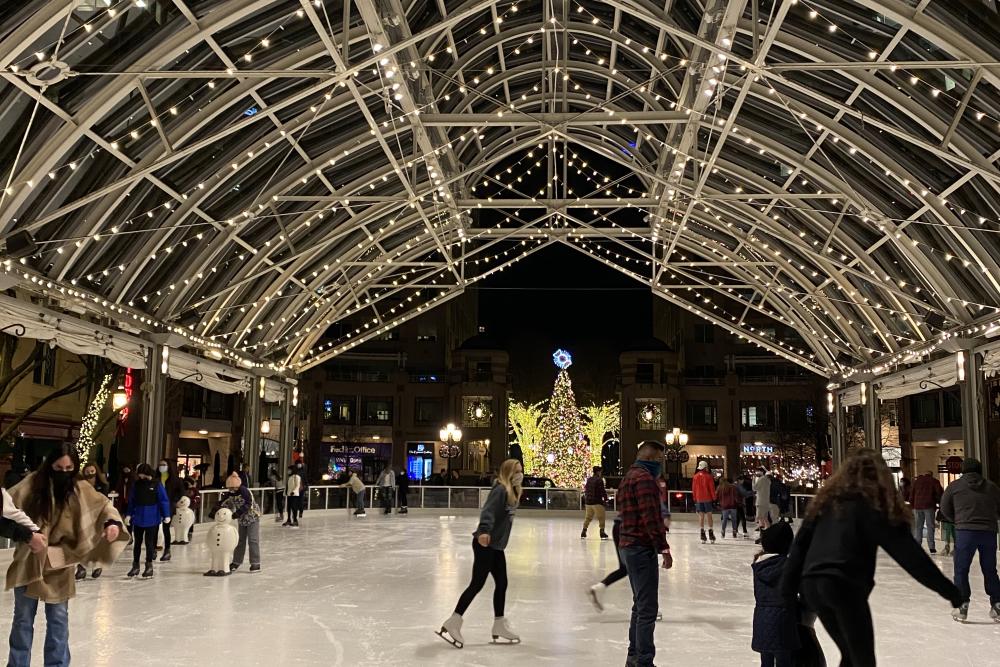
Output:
top-left (0, 487), bottom-right (815, 549)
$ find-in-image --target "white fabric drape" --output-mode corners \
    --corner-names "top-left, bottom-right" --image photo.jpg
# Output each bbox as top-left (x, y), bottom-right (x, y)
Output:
top-left (874, 357), bottom-right (958, 400)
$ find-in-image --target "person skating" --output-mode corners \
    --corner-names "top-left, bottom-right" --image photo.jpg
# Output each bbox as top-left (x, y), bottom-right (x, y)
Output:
top-left (396, 467), bottom-right (410, 514)
top-left (717, 477), bottom-right (741, 539)
top-left (339, 469), bottom-right (367, 515)
top-left (939, 457), bottom-right (1000, 623)
top-left (752, 522), bottom-right (799, 667)
top-left (377, 464), bottom-right (396, 515)
top-left (6, 443), bottom-right (127, 667)
top-left (437, 459), bottom-right (523, 649)
top-left (692, 460), bottom-right (716, 543)
top-left (268, 464), bottom-right (284, 523)
top-left (781, 449), bottom-right (962, 667)
top-left (909, 470), bottom-right (944, 553)
top-left (0, 487), bottom-right (45, 552)
top-left (754, 468), bottom-right (778, 532)
top-left (157, 459), bottom-right (184, 562)
top-left (581, 466), bottom-right (608, 539)
top-left (216, 473), bottom-right (262, 573)
top-left (284, 465), bottom-right (302, 526)
top-left (937, 509), bottom-right (955, 556)
top-left (617, 440), bottom-right (672, 667)
top-left (736, 475), bottom-right (753, 539)
top-left (76, 463), bottom-right (111, 580)
top-left (124, 463), bottom-right (172, 579)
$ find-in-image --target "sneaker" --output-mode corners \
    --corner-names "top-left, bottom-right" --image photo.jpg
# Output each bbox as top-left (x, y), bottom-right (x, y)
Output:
top-left (952, 602), bottom-right (969, 623)
top-left (580, 530), bottom-right (587, 539)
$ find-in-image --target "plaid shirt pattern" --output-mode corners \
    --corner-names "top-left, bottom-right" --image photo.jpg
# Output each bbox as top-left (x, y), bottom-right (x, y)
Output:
top-left (617, 465), bottom-right (668, 552)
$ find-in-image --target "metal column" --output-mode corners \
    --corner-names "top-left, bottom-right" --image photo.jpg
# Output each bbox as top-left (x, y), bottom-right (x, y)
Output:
top-left (243, 377), bottom-right (263, 482)
top-left (863, 382), bottom-right (881, 449)
top-left (960, 351), bottom-right (988, 478)
top-left (831, 392), bottom-right (846, 468)
top-left (279, 384), bottom-right (295, 470)
top-left (139, 344), bottom-right (167, 465)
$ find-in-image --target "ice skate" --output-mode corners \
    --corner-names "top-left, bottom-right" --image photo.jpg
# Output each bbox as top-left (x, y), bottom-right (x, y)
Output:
top-left (75, 564), bottom-right (86, 581)
top-left (732, 531), bottom-right (737, 539)
top-left (127, 564), bottom-right (140, 578)
top-left (580, 529), bottom-right (587, 539)
top-left (991, 602), bottom-right (1000, 622)
top-left (435, 612), bottom-right (464, 649)
top-left (600, 530), bottom-right (609, 540)
top-left (141, 562), bottom-right (154, 579)
top-left (399, 507), bottom-right (408, 514)
top-left (952, 602), bottom-right (969, 623)
top-left (160, 551), bottom-right (171, 562)
top-left (656, 612), bottom-right (663, 621)
top-left (91, 568), bottom-right (102, 579)
top-left (709, 529), bottom-right (716, 544)
top-left (588, 583), bottom-right (606, 612)
top-left (944, 544), bottom-right (951, 556)
top-left (700, 529), bottom-right (707, 544)
top-left (491, 617), bottom-right (520, 644)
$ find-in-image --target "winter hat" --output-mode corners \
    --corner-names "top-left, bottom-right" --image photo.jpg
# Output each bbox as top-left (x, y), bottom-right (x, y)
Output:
top-left (225, 472), bottom-right (242, 490)
top-left (961, 458), bottom-right (983, 475)
top-left (759, 521), bottom-right (793, 556)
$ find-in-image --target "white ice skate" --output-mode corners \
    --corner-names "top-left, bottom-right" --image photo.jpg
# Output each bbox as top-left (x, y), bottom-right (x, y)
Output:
top-left (588, 583), bottom-right (606, 612)
top-left (491, 617), bottom-right (520, 644)
top-left (952, 603), bottom-right (969, 623)
top-left (435, 612), bottom-right (464, 649)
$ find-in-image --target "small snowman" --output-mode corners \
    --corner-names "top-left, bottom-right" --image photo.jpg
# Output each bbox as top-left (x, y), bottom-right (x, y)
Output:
top-left (172, 496), bottom-right (195, 544)
top-left (204, 508), bottom-right (238, 577)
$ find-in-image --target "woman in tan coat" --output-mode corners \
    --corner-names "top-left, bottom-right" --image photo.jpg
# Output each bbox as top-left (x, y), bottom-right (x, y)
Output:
top-left (6, 443), bottom-right (129, 667)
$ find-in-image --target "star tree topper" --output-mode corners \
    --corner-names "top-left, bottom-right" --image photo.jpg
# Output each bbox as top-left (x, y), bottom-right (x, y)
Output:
top-left (552, 349), bottom-right (573, 370)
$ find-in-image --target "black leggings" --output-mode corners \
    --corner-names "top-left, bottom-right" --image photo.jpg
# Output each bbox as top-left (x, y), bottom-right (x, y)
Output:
top-left (287, 496), bottom-right (301, 522)
top-left (161, 521), bottom-right (172, 549)
top-left (602, 521), bottom-right (628, 586)
top-left (736, 504), bottom-right (748, 533)
top-left (132, 525), bottom-right (158, 565)
top-left (801, 577), bottom-right (874, 667)
top-left (455, 541), bottom-right (508, 617)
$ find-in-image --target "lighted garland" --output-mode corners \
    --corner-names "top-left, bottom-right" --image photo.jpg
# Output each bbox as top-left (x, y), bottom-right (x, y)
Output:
top-left (76, 373), bottom-right (112, 463)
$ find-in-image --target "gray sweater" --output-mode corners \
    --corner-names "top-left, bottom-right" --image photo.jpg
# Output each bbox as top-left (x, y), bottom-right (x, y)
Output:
top-left (475, 484), bottom-right (516, 550)
top-left (940, 473), bottom-right (1000, 533)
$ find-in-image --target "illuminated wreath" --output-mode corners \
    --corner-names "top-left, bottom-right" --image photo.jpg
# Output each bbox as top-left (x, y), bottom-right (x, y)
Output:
top-left (466, 400), bottom-right (492, 422)
top-left (638, 403), bottom-right (662, 425)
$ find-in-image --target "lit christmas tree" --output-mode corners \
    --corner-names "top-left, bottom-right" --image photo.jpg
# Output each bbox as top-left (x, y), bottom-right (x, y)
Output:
top-left (537, 350), bottom-right (589, 487)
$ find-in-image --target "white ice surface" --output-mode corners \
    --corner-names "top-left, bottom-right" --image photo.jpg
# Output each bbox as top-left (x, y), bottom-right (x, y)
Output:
top-left (1, 511), bottom-right (997, 666)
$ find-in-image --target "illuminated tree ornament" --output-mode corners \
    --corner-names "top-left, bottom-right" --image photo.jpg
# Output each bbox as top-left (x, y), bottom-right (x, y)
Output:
top-left (538, 359), bottom-right (589, 488)
top-left (552, 349), bottom-right (573, 369)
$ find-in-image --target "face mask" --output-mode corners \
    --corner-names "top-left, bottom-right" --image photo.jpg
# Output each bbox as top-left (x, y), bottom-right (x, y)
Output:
top-left (158, 465), bottom-right (168, 473)
top-left (84, 472), bottom-right (96, 479)
top-left (510, 472), bottom-right (524, 485)
top-left (636, 460), bottom-right (662, 479)
top-left (51, 469), bottom-right (75, 492)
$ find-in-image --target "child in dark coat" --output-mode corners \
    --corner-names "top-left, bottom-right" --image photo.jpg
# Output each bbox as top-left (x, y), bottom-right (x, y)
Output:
top-left (124, 463), bottom-right (172, 579)
top-left (752, 521), bottom-right (799, 667)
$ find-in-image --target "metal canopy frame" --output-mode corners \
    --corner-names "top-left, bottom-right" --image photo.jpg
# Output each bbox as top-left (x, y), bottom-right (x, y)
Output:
top-left (1, 0), bottom-right (999, 378)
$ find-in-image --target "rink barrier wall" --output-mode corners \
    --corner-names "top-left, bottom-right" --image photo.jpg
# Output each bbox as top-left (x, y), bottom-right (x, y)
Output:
top-left (0, 486), bottom-right (816, 549)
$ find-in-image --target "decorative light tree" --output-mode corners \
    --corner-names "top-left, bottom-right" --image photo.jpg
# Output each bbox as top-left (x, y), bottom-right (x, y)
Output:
top-left (537, 350), bottom-right (589, 487)
top-left (508, 399), bottom-right (545, 475)
top-left (76, 373), bottom-right (113, 462)
top-left (581, 402), bottom-right (621, 468)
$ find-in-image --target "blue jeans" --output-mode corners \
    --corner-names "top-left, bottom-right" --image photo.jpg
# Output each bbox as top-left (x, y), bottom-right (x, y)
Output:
top-left (721, 509), bottom-right (738, 535)
top-left (953, 529), bottom-right (1000, 605)
top-left (8, 586), bottom-right (70, 667)
top-left (354, 489), bottom-right (367, 512)
top-left (912, 509), bottom-right (936, 550)
top-left (621, 546), bottom-right (658, 667)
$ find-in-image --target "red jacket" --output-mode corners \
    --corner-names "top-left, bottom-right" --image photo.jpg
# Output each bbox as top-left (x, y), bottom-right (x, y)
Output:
top-left (717, 483), bottom-right (740, 510)
top-left (908, 474), bottom-right (943, 510)
top-left (692, 469), bottom-right (716, 503)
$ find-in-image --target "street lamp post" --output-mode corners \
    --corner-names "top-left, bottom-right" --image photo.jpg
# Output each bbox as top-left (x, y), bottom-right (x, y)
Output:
top-left (665, 427), bottom-right (688, 447)
top-left (665, 427), bottom-right (689, 489)
top-left (439, 422), bottom-right (463, 478)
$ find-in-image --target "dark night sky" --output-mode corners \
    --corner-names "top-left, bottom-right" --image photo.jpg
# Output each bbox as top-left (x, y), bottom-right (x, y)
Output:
top-left (474, 243), bottom-right (652, 404)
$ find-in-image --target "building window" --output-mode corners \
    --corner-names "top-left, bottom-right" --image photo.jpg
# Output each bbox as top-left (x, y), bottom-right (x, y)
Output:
top-left (693, 323), bottom-right (715, 344)
top-left (463, 396), bottom-right (493, 428)
top-left (323, 397), bottom-right (356, 425)
top-left (417, 324), bottom-right (437, 341)
top-left (363, 398), bottom-right (393, 424)
top-left (32, 342), bottom-right (56, 386)
top-left (636, 400), bottom-right (667, 430)
top-left (740, 401), bottom-right (775, 430)
top-left (910, 393), bottom-right (940, 429)
top-left (414, 398), bottom-right (444, 425)
top-left (635, 363), bottom-right (655, 384)
top-left (778, 401), bottom-right (814, 431)
top-left (943, 390), bottom-right (962, 428)
top-left (473, 361), bottom-right (492, 382)
top-left (685, 401), bottom-right (718, 430)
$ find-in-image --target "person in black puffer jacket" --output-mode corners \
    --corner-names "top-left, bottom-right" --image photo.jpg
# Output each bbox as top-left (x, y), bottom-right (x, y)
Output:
top-left (752, 521), bottom-right (798, 667)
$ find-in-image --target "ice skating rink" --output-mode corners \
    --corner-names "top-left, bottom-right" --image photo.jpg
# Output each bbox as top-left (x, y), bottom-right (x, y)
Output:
top-left (1, 511), bottom-right (997, 666)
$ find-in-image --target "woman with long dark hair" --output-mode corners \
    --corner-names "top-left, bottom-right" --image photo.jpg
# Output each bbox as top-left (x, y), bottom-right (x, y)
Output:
top-left (781, 449), bottom-right (962, 666)
top-left (157, 458), bottom-right (184, 562)
top-left (437, 458), bottom-right (523, 649)
top-left (6, 442), bottom-right (128, 666)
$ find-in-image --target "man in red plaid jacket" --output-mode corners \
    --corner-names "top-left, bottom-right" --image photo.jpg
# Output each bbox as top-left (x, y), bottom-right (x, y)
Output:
top-left (617, 440), bottom-right (672, 667)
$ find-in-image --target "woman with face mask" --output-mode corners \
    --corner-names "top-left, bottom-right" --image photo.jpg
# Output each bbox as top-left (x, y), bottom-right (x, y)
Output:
top-left (437, 458), bottom-right (523, 649)
top-left (157, 459), bottom-right (184, 562)
top-left (5, 442), bottom-right (128, 666)
top-left (124, 464), bottom-right (172, 579)
top-left (75, 464), bottom-right (111, 581)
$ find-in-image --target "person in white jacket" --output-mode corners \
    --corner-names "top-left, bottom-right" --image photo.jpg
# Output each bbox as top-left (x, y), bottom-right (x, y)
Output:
top-left (753, 468), bottom-right (778, 531)
top-left (1, 488), bottom-right (45, 553)
top-left (283, 466), bottom-right (302, 527)
top-left (377, 465), bottom-right (397, 515)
